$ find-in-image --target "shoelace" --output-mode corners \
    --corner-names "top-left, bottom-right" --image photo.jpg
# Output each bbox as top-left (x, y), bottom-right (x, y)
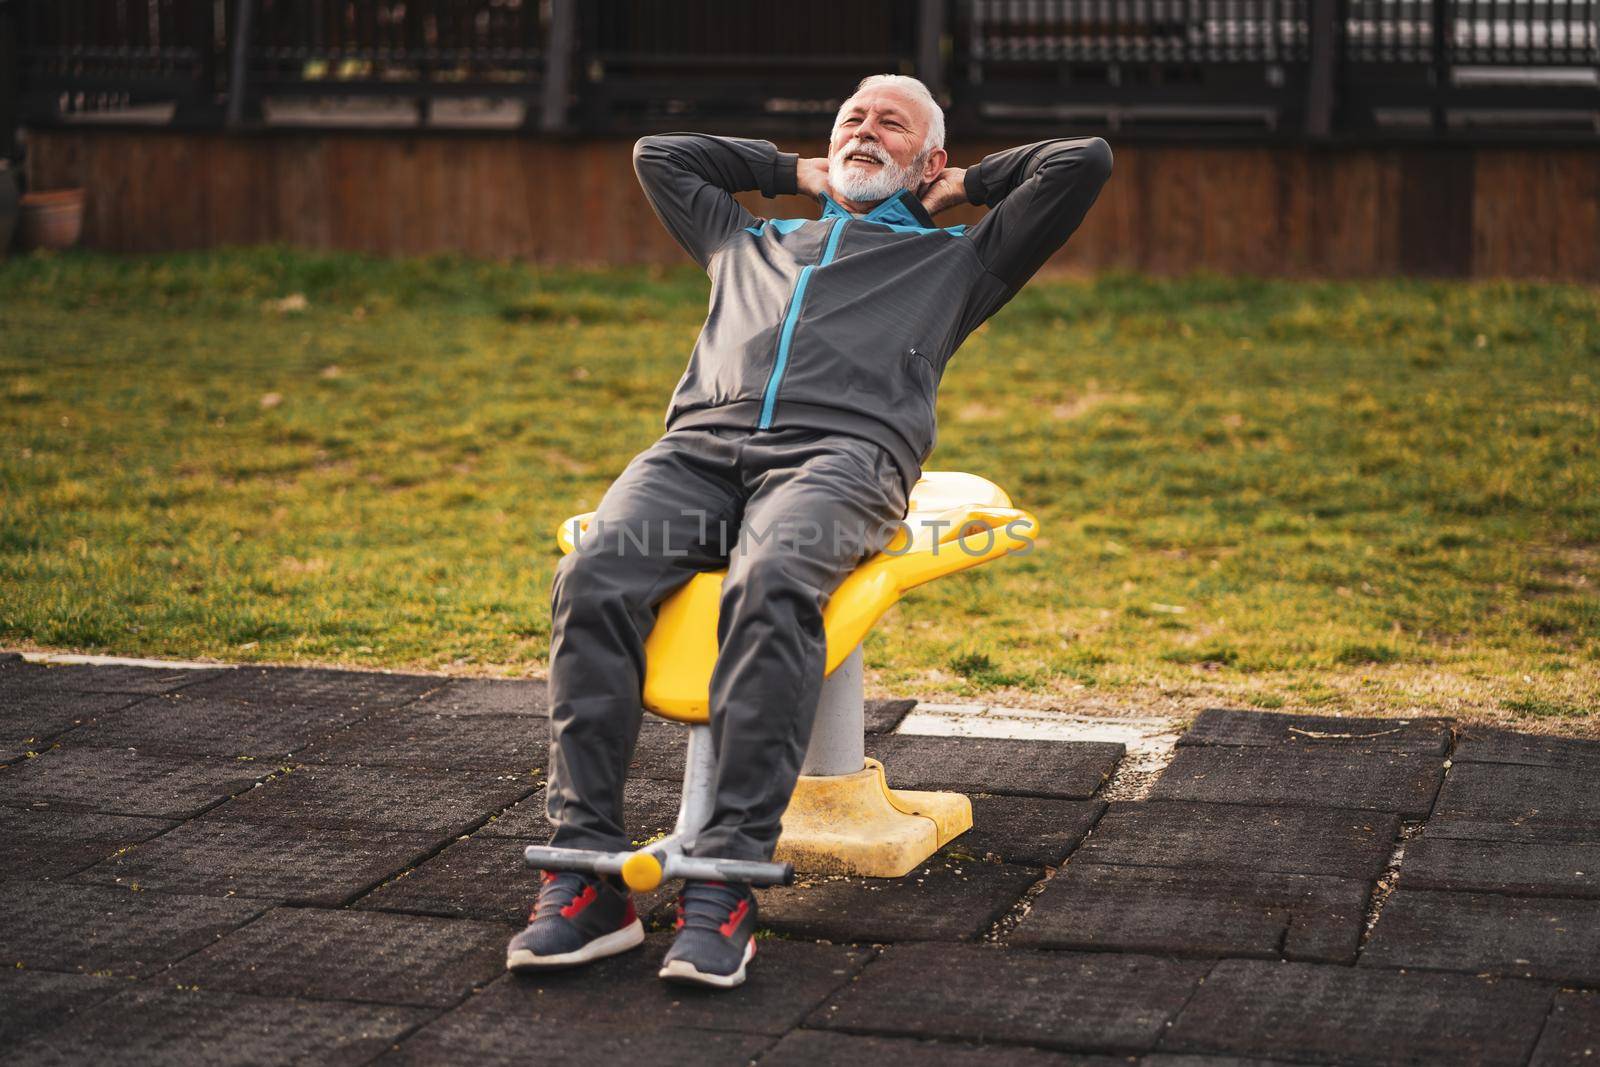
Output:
top-left (532, 871), bottom-right (595, 922)
top-left (676, 880), bottom-right (750, 934)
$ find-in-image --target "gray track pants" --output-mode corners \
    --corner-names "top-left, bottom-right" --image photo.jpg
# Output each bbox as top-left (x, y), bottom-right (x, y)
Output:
top-left (544, 424), bottom-right (911, 862)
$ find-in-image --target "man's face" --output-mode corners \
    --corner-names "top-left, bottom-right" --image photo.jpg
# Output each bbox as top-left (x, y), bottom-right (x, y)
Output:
top-left (827, 86), bottom-right (946, 205)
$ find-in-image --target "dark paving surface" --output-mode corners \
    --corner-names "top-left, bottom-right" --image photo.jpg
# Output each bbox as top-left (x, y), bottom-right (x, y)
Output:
top-left (8, 661), bottom-right (1600, 1066)
top-left (0, 806), bottom-right (178, 881)
top-left (1073, 800), bottom-right (1398, 880)
top-left (1163, 958), bottom-right (1554, 1065)
top-left (1149, 744), bottom-right (1444, 817)
top-left (1011, 862), bottom-right (1371, 963)
top-left (9, 987), bottom-right (428, 1066)
top-left (1180, 707), bottom-right (1451, 754)
top-left (299, 710), bottom-right (545, 771)
top-left (866, 734), bottom-right (1125, 798)
top-left (165, 907), bottom-right (510, 1007)
top-left (0, 745), bottom-right (270, 819)
top-left (756, 857), bottom-right (1042, 943)
top-left (0, 971), bottom-right (122, 1045)
top-left (199, 763), bottom-right (537, 835)
top-left (75, 819), bottom-right (450, 905)
top-left (63, 694), bottom-right (368, 760)
top-left (942, 795), bottom-right (1105, 866)
top-left (1360, 888), bottom-right (1600, 984)
top-left (1531, 991), bottom-right (1600, 1066)
top-left (809, 942), bottom-right (1209, 1055)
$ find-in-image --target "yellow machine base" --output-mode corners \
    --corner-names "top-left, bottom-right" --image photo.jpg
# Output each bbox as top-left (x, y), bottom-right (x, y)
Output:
top-left (773, 758), bottom-right (972, 878)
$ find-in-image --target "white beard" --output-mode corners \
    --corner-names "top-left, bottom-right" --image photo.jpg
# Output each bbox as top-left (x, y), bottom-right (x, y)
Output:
top-left (829, 139), bottom-right (925, 204)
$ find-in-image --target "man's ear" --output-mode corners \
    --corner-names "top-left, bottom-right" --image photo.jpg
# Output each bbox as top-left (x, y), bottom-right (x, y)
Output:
top-left (922, 146), bottom-right (949, 183)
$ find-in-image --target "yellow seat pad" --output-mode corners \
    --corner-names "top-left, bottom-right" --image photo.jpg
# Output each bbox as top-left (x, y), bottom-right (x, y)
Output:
top-left (555, 471), bottom-right (1039, 724)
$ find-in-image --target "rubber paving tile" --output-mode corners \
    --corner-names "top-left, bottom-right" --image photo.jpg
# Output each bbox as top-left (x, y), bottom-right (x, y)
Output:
top-left (1400, 835), bottom-right (1600, 897)
top-left (167, 907), bottom-right (509, 1007)
top-left (863, 697), bottom-right (918, 734)
top-left (1, 881), bottom-right (265, 976)
top-left (75, 819), bottom-right (448, 905)
top-left (1454, 725), bottom-right (1600, 770)
top-left (375, 1015), bottom-right (775, 1067)
top-left (0, 662), bottom-right (225, 698)
top-left (1427, 762), bottom-right (1600, 840)
top-left (865, 735), bottom-right (1124, 798)
top-left (1074, 801), bottom-right (1399, 880)
top-left (1149, 745), bottom-right (1443, 817)
top-left (200, 763), bottom-right (537, 835)
top-left (474, 774), bottom-right (682, 842)
top-left (1161, 958), bottom-right (1553, 1065)
top-left (1142, 1057), bottom-right (1316, 1066)
top-left (1178, 708), bottom-right (1450, 754)
top-left (940, 795), bottom-right (1105, 867)
top-left (175, 665), bottom-right (440, 712)
top-left (0, 807), bottom-right (178, 881)
top-left (7, 986), bottom-right (428, 1067)
top-left (1360, 888), bottom-right (1600, 983)
top-left (759, 1029), bottom-right (1128, 1066)
top-left (406, 676), bottom-right (548, 716)
top-left (354, 834), bottom-right (683, 929)
top-left (1009, 863), bottom-right (1371, 963)
top-left (0, 689), bottom-right (147, 745)
top-left (810, 942), bottom-right (1207, 1055)
top-left (355, 834), bottom-right (551, 923)
top-left (626, 721), bottom-right (691, 781)
top-left (1531, 991), bottom-right (1600, 1066)
top-left (299, 709), bottom-right (545, 771)
top-left (0, 971), bottom-right (122, 1044)
top-left (63, 694), bottom-right (367, 759)
top-left (756, 857), bottom-right (1041, 942)
top-left (469, 935), bottom-right (871, 1035)
top-left (0, 745), bottom-right (270, 819)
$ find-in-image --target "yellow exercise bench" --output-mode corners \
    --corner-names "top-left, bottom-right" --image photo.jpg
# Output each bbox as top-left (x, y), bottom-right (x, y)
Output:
top-left (524, 471), bottom-right (1039, 891)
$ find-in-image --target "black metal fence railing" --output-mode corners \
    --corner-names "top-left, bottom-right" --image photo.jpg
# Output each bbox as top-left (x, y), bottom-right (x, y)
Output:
top-left (4, 0), bottom-right (1598, 145)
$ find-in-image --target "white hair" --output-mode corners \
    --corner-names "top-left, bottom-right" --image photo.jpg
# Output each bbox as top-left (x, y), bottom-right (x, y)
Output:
top-left (832, 74), bottom-right (945, 156)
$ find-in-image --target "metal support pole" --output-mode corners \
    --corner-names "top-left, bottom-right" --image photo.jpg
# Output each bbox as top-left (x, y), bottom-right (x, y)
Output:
top-left (917, 0), bottom-right (947, 100)
top-left (538, 0), bottom-right (576, 132)
top-left (225, 0), bottom-right (255, 128)
top-left (801, 646), bottom-right (866, 777)
top-left (1429, 0), bottom-right (1450, 133)
top-left (1305, 0), bottom-right (1337, 138)
top-left (0, 0), bottom-right (18, 161)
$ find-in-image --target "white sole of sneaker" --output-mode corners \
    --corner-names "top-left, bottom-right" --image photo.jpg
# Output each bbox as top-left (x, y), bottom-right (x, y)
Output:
top-left (657, 936), bottom-right (757, 989)
top-left (505, 918), bottom-right (644, 972)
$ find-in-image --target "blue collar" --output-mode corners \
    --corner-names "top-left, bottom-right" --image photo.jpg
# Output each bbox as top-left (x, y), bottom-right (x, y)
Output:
top-left (820, 189), bottom-right (939, 230)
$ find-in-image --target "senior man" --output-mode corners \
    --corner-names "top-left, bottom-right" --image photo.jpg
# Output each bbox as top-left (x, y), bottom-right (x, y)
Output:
top-left (508, 74), bottom-right (1111, 988)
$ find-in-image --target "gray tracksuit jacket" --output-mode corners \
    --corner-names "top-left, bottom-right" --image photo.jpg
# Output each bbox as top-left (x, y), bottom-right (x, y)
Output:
top-left (632, 131), bottom-right (1113, 492)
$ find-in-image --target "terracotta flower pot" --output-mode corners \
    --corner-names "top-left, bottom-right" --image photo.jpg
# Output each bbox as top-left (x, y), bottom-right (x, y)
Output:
top-left (19, 188), bottom-right (86, 251)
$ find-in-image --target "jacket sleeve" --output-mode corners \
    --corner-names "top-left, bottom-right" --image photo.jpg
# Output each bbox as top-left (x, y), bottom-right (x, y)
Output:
top-left (961, 136), bottom-right (1113, 300)
top-left (632, 133), bottom-right (800, 270)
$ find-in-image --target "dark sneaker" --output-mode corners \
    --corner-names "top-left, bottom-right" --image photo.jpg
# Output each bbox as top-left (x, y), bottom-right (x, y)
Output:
top-left (658, 880), bottom-right (758, 989)
top-left (506, 871), bottom-right (643, 971)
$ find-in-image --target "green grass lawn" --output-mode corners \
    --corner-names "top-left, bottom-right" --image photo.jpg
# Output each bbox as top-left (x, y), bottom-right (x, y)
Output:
top-left (2, 249), bottom-right (1596, 733)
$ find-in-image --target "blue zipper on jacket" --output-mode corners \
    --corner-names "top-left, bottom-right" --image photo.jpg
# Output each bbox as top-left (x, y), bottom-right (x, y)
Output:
top-left (757, 217), bottom-right (846, 429)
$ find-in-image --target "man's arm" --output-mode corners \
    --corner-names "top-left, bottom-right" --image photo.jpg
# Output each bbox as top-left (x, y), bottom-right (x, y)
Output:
top-left (632, 133), bottom-right (800, 270)
top-left (958, 136), bottom-right (1113, 295)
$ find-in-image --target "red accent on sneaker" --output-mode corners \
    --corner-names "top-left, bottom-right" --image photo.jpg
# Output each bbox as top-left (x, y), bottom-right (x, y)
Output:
top-left (560, 883), bottom-right (597, 919)
top-left (623, 899), bottom-right (638, 925)
top-left (720, 897), bottom-right (750, 937)
top-left (674, 901), bottom-right (685, 931)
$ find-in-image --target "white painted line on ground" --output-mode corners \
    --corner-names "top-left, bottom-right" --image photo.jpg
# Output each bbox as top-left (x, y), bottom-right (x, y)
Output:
top-left (18, 652), bottom-right (237, 671)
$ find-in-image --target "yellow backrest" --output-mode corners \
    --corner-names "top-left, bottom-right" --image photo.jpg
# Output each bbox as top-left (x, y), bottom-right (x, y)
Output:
top-left (555, 471), bottom-right (1039, 723)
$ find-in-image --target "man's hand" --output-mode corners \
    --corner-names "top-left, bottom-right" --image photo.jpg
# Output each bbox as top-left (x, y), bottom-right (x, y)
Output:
top-left (797, 157), bottom-right (830, 202)
top-left (918, 167), bottom-right (969, 217)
